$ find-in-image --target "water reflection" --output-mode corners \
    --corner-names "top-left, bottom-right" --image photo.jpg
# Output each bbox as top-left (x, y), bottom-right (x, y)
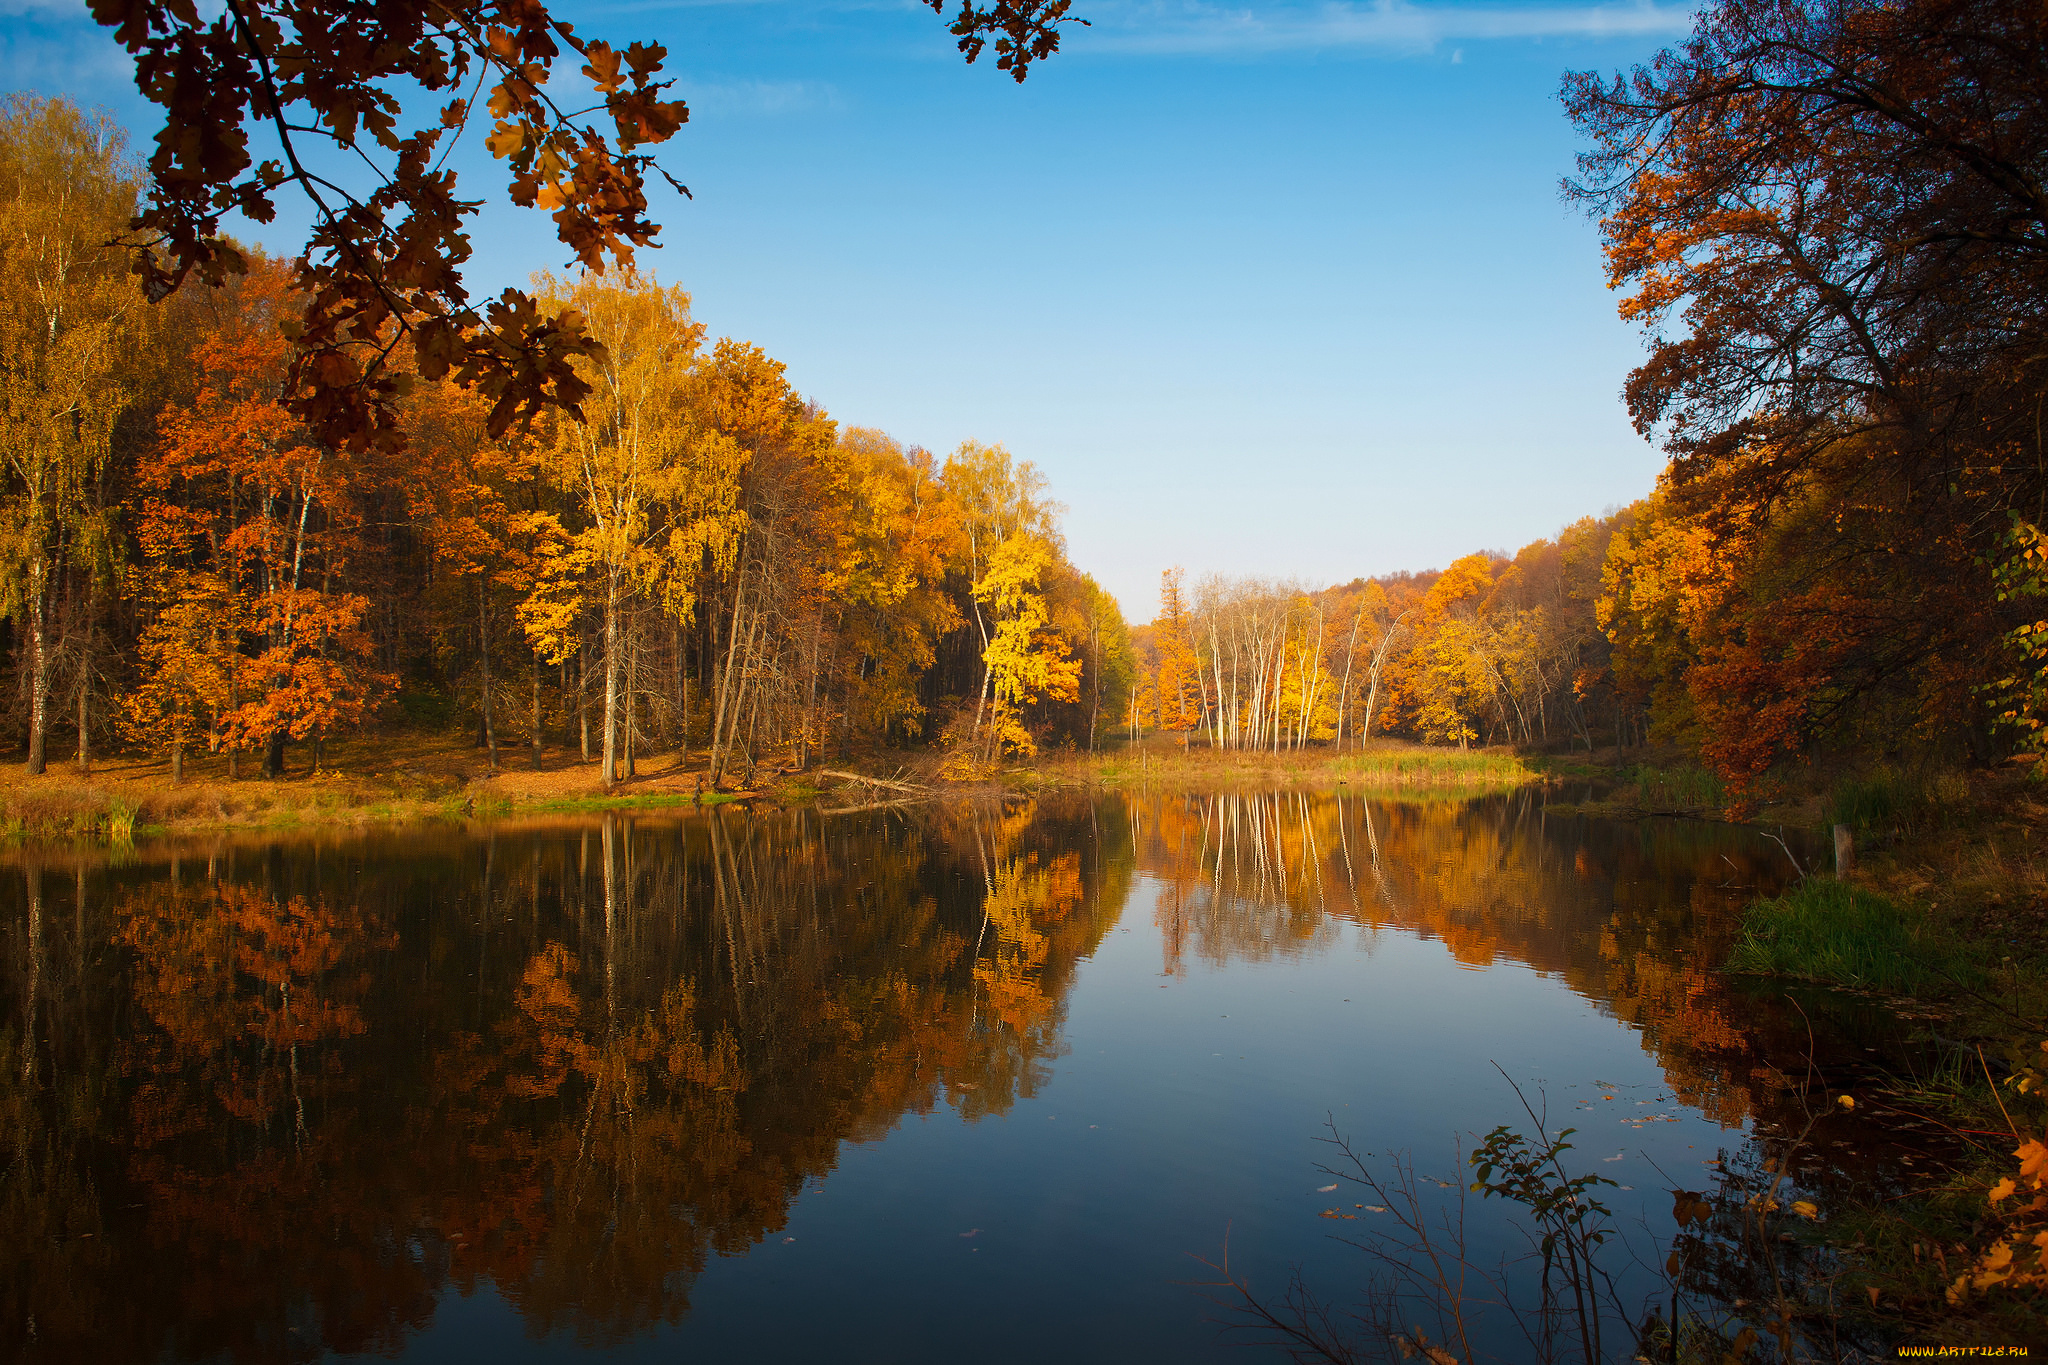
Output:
top-left (1135, 789), bottom-right (1806, 1127)
top-left (0, 791), bottom-right (1828, 1362)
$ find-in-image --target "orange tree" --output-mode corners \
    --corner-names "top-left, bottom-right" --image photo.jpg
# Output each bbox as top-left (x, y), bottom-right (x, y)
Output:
top-left (1566, 0), bottom-right (2048, 780)
top-left (136, 256), bottom-right (396, 776)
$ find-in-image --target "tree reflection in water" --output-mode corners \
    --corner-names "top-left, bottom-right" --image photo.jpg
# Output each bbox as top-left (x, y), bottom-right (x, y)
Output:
top-left (0, 792), bottom-right (1861, 1362)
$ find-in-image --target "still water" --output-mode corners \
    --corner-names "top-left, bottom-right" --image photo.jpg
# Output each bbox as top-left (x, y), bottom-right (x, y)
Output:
top-left (1, 789), bottom-right (1840, 1362)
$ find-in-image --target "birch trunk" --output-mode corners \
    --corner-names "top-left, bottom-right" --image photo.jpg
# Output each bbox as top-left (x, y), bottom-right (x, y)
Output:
top-left (1335, 607), bottom-right (1364, 754)
top-left (25, 567), bottom-right (47, 775)
top-left (75, 650), bottom-right (89, 775)
top-left (478, 578), bottom-right (498, 774)
top-left (602, 568), bottom-right (621, 788)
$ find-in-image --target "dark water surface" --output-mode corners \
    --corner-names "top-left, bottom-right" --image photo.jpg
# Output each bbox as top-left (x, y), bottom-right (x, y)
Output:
top-left (1, 790), bottom-right (1856, 1362)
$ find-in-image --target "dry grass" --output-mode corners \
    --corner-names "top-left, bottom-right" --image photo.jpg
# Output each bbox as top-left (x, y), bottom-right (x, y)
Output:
top-left (0, 731), bottom-right (811, 842)
top-left (1846, 770), bottom-right (2048, 969)
top-left (1028, 736), bottom-right (1539, 794)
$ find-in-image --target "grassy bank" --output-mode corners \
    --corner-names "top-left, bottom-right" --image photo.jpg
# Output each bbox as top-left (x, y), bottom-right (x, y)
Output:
top-left (0, 732), bottom-right (1556, 844)
top-left (1029, 737), bottom-right (1540, 795)
top-left (1727, 877), bottom-right (1987, 994)
top-left (0, 733), bottom-right (844, 844)
top-left (1712, 764), bottom-right (2048, 1345)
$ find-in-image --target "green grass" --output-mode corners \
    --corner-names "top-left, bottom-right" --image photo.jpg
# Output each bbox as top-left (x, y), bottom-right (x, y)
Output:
top-left (1525, 755), bottom-right (1606, 781)
top-left (1331, 750), bottom-right (1535, 789)
top-left (1821, 765), bottom-right (1972, 837)
top-left (1727, 878), bottom-right (1982, 994)
top-left (1627, 762), bottom-right (1725, 809)
top-left (1071, 745), bottom-right (1539, 797)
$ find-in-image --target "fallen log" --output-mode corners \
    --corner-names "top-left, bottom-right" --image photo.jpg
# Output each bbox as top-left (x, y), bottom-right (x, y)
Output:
top-left (818, 769), bottom-right (929, 794)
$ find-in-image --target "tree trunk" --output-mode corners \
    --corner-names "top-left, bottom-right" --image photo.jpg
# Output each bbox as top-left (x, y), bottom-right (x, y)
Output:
top-left (1088, 617), bottom-right (1101, 752)
top-left (578, 644), bottom-right (591, 761)
top-left (1335, 607), bottom-right (1364, 755)
top-left (533, 653), bottom-right (544, 770)
top-left (602, 571), bottom-right (621, 788)
top-left (1362, 662), bottom-right (1383, 744)
top-left (624, 631), bottom-right (638, 780)
top-left (264, 732), bottom-right (286, 778)
top-left (76, 661), bottom-right (90, 775)
top-left (25, 583), bottom-right (47, 775)
top-left (710, 568), bottom-right (752, 786)
top-left (479, 579), bottom-right (498, 775)
top-left (171, 744), bottom-right (183, 785)
top-left (673, 619), bottom-right (688, 752)
top-left (800, 620), bottom-right (822, 770)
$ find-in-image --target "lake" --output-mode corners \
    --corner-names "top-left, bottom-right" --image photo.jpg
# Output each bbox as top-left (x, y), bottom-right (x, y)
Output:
top-left (1, 788), bottom-right (1869, 1362)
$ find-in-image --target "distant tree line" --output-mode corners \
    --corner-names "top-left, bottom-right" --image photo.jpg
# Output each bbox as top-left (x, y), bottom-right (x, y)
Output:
top-left (1125, 518), bottom-right (1622, 757)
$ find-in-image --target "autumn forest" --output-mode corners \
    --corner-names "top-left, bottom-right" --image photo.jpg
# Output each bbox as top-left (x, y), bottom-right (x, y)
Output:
top-left (11, 4), bottom-right (2048, 801)
top-left (2, 94), bottom-right (1145, 786)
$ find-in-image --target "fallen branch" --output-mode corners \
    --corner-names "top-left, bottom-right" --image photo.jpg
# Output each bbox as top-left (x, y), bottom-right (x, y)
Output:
top-left (818, 769), bottom-right (929, 794)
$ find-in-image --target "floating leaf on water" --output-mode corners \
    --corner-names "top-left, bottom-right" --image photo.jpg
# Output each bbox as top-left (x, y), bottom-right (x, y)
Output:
top-left (1317, 1184), bottom-right (1339, 1193)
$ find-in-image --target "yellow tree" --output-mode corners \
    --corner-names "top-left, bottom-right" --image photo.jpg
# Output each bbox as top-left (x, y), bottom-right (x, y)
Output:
top-left (687, 339), bottom-right (830, 786)
top-left (1154, 567), bottom-right (1202, 748)
top-left (1597, 494), bottom-right (1719, 748)
top-left (1079, 574), bottom-right (1135, 751)
top-left (828, 429), bottom-right (966, 750)
top-left (973, 532), bottom-right (1082, 760)
top-left (527, 271), bottom-right (743, 788)
top-left (0, 97), bottom-right (143, 773)
top-left (1401, 554), bottom-right (1496, 748)
top-left (941, 440), bottom-right (1052, 739)
top-left (405, 378), bottom-right (563, 774)
top-left (124, 571), bottom-right (238, 782)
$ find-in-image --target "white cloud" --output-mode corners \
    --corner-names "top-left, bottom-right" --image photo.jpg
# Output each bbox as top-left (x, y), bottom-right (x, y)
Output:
top-left (677, 77), bottom-right (843, 118)
top-left (1082, 0), bottom-right (1696, 56)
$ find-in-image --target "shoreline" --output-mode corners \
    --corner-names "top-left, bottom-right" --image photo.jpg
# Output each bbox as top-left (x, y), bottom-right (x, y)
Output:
top-left (0, 733), bottom-right (1571, 846)
top-left (0, 734), bottom-right (1855, 848)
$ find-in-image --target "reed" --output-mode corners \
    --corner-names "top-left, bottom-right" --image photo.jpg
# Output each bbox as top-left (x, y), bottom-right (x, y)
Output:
top-left (1727, 878), bottom-right (1980, 994)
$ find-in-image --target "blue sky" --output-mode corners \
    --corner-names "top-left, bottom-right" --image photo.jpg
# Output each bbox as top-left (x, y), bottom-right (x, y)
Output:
top-left (5, 0), bottom-right (1696, 620)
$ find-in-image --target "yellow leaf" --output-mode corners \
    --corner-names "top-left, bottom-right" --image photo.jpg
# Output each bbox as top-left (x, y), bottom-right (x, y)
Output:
top-left (485, 121), bottom-right (525, 159)
top-left (2017, 1139), bottom-right (2048, 1188)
